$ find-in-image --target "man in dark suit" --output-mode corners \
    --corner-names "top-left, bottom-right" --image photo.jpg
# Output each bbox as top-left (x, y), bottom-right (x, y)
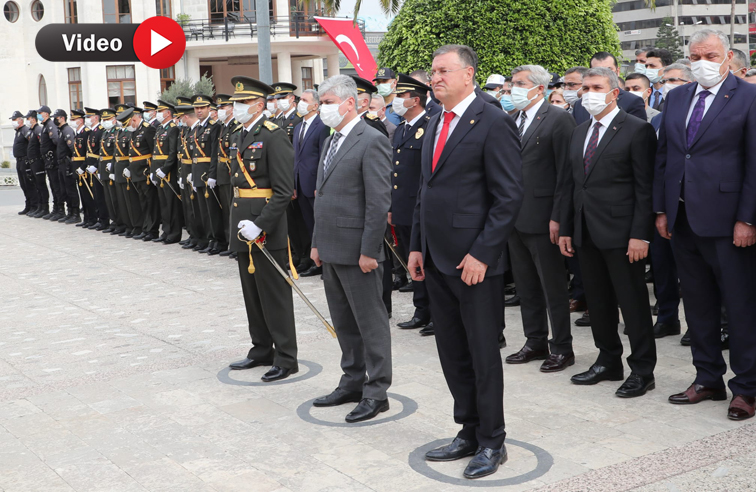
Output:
top-left (655, 30), bottom-right (756, 420)
top-left (409, 45), bottom-right (523, 479)
top-left (573, 52), bottom-right (647, 125)
top-left (504, 65), bottom-right (576, 372)
top-left (291, 89), bottom-right (329, 277)
top-left (559, 67), bottom-right (658, 398)
top-left (310, 75), bottom-right (393, 424)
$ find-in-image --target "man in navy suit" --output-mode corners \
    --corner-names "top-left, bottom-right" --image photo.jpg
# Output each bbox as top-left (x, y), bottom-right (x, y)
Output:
top-left (409, 44), bottom-right (523, 479)
top-left (292, 89), bottom-right (330, 277)
top-left (655, 29), bottom-right (756, 420)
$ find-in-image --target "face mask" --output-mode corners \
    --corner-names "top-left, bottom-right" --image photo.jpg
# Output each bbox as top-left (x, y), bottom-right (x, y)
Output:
top-left (663, 83), bottom-right (680, 95)
top-left (563, 90), bottom-right (580, 106)
top-left (297, 100), bottom-right (311, 116)
top-left (320, 100), bottom-right (347, 128)
top-left (511, 86), bottom-right (538, 111)
top-left (582, 91), bottom-right (614, 116)
top-left (84, 117), bottom-right (93, 128)
top-left (25, 120), bottom-right (32, 127)
top-left (391, 97), bottom-right (409, 117)
top-left (377, 83), bottom-right (393, 97)
top-left (216, 109), bottom-right (228, 121)
top-left (500, 95), bottom-right (515, 112)
top-left (644, 68), bottom-right (662, 84)
top-left (125, 123), bottom-right (136, 132)
top-left (266, 102), bottom-right (276, 113)
top-left (628, 90), bottom-right (647, 101)
top-left (157, 112), bottom-right (167, 123)
top-left (691, 58), bottom-right (728, 87)
top-left (277, 99), bottom-right (290, 112)
top-left (233, 102), bottom-right (255, 124)
top-left (545, 89), bottom-right (553, 98)
top-left (102, 119), bottom-right (114, 130)
top-left (37, 114), bottom-right (44, 122)
top-left (634, 63), bottom-right (646, 75)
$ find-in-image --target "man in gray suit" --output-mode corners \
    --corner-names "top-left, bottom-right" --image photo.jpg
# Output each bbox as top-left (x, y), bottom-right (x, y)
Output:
top-left (310, 75), bottom-right (394, 423)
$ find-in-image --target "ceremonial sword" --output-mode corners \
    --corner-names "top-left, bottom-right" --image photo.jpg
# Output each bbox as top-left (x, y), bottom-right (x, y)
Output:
top-left (384, 237), bottom-right (410, 276)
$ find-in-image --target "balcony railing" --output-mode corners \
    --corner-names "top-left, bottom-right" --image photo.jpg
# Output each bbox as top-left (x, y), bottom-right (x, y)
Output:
top-left (180, 14), bottom-right (365, 42)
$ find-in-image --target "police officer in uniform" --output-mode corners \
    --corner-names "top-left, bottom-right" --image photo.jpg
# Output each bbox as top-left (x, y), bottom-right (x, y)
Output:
top-left (53, 109), bottom-right (81, 224)
top-left (84, 108), bottom-right (108, 230)
top-left (10, 111), bottom-right (39, 215)
top-left (227, 76), bottom-right (298, 382)
top-left (152, 100), bottom-right (183, 244)
top-left (271, 83), bottom-right (302, 141)
top-left (124, 107), bottom-right (158, 241)
top-left (351, 76), bottom-right (390, 137)
top-left (215, 93), bottom-right (239, 257)
top-left (175, 97), bottom-right (203, 250)
top-left (99, 108), bottom-right (122, 234)
top-left (39, 106), bottom-right (65, 221)
top-left (26, 110), bottom-right (49, 218)
top-left (69, 109), bottom-right (95, 227)
top-left (114, 106), bottom-right (138, 237)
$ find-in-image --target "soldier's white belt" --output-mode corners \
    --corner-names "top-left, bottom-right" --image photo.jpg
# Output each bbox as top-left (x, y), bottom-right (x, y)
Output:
top-left (234, 187), bottom-right (273, 199)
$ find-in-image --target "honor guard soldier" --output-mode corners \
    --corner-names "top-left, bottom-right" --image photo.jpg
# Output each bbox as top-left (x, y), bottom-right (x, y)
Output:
top-left (215, 93), bottom-right (239, 257)
top-left (271, 82), bottom-right (302, 141)
top-left (114, 106), bottom-right (139, 237)
top-left (84, 108), bottom-right (108, 230)
top-left (390, 74), bottom-right (434, 334)
top-left (39, 106), bottom-right (65, 220)
top-left (152, 99), bottom-right (183, 244)
top-left (125, 107), bottom-right (158, 241)
top-left (227, 76), bottom-right (298, 382)
top-left (99, 108), bottom-right (122, 234)
top-left (175, 97), bottom-right (204, 250)
top-left (190, 94), bottom-right (225, 255)
top-left (69, 108), bottom-right (94, 227)
top-left (351, 76), bottom-right (390, 138)
top-left (143, 101), bottom-right (160, 128)
top-left (53, 109), bottom-right (81, 224)
top-left (10, 110), bottom-right (39, 216)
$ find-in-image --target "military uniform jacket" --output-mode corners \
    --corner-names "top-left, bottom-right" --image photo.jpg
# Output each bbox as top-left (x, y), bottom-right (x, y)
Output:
top-left (391, 112), bottom-right (432, 226)
top-left (192, 117), bottom-right (219, 187)
top-left (152, 121), bottom-right (179, 176)
top-left (178, 125), bottom-right (195, 181)
top-left (274, 110), bottom-right (302, 142)
top-left (228, 117), bottom-right (294, 253)
top-left (114, 129), bottom-right (131, 184)
top-left (57, 123), bottom-right (76, 163)
top-left (128, 121), bottom-right (156, 182)
top-left (72, 126), bottom-right (90, 171)
top-left (13, 126), bottom-right (30, 159)
top-left (28, 123), bottom-right (42, 160)
top-left (217, 118), bottom-right (240, 186)
top-left (360, 112), bottom-right (389, 138)
top-left (99, 127), bottom-right (117, 181)
top-left (86, 125), bottom-right (103, 172)
top-left (40, 118), bottom-right (59, 158)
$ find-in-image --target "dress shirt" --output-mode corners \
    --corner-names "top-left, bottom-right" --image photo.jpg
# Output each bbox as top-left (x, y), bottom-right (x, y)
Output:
top-left (685, 75), bottom-right (727, 126)
top-left (299, 114), bottom-right (317, 141)
top-left (241, 113), bottom-right (265, 140)
top-left (284, 108), bottom-right (296, 119)
top-left (583, 105), bottom-right (620, 156)
top-left (328, 114), bottom-right (361, 156)
top-left (402, 111), bottom-right (425, 138)
top-left (434, 90), bottom-right (477, 149)
top-left (519, 97), bottom-right (545, 136)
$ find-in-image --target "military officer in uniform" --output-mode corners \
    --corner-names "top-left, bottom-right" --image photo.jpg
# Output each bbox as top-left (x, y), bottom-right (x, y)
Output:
top-left (10, 110), bottom-right (39, 216)
top-left (351, 76), bottom-right (390, 138)
top-left (84, 108), bottom-right (108, 230)
top-left (124, 107), bottom-right (158, 241)
top-left (175, 98), bottom-right (204, 250)
top-left (271, 83), bottom-right (302, 141)
top-left (114, 106), bottom-right (138, 237)
top-left (99, 108), bottom-right (122, 234)
top-left (53, 109), bottom-right (81, 224)
top-left (69, 108), bottom-right (95, 227)
top-left (26, 110), bottom-right (50, 218)
top-left (39, 106), bottom-right (65, 221)
top-left (215, 93), bottom-right (239, 257)
top-left (152, 100), bottom-right (183, 244)
top-left (227, 76), bottom-right (298, 383)
top-left (143, 101), bottom-right (159, 128)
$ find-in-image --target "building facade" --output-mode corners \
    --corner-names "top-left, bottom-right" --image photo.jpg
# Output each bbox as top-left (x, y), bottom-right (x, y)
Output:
top-left (0, 0), bottom-right (341, 163)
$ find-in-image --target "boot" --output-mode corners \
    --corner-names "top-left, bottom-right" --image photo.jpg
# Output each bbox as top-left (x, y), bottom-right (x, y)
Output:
top-left (26, 205), bottom-right (40, 217)
top-left (18, 205), bottom-right (30, 215)
top-left (32, 205), bottom-right (48, 218)
top-left (65, 211), bottom-right (81, 225)
top-left (42, 206), bottom-right (57, 220)
top-left (57, 207), bottom-right (70, 222)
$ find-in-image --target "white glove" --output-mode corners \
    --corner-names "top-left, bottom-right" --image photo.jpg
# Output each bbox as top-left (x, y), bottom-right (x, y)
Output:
top-left (178, 177), bottom-right (184, 190)
top-left (106, 162), bottom-right (112, 172)
top-left (192, 186), bottom-right (197, 192)
top-left (123, 168), bottom-right (131, 178)
top-left (238, 220), bottom-right (262, 241)
top-left (187, 173), bottom-right (192, 184)
top-left (207, 178), bottom-right (217, 189)
top-left (156, 168), bottom-right (166, 179)
top-left (151, 174), bottom-right (159, 186)
top-left (87, 165), bottom-right (97, 174)
top-left (76, 168), bottom-right (84, 175)
top-left (109, 173), bottom-right (115, 180)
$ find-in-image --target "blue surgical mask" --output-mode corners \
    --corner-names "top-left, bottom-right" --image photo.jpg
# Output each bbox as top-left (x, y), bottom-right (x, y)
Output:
top-left (37, 114), bottom-right (44, 122)
top-left (500, 95), bottom-right (515, 112)
top-left (545, 89), bottom-right (553, 98)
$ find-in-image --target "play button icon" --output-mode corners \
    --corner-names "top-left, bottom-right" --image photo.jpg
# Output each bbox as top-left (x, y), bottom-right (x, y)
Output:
top-left (133, 16), bottom-right (186, 69)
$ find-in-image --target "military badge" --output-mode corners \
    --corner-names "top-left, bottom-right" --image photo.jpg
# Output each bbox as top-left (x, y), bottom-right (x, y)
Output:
top-left (415, 128), bottom-right (424, 139)
top-left (249, 162), bottom-right (256, 171)
top-left (250, 142), bottom-right (263, 149)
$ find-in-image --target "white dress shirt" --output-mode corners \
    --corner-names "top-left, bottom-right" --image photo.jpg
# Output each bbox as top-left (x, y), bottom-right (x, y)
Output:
top-left (327, 114), bottom-right (361, 156)
top-left (434, 89), bottom-right (478, 149)
top-left (401, 111), bottom-right (425, 138)
top-left (518, 97), bottom-right (545, 136)
top-left (299, 114), bottom-right (317, 141)
top-left (685, 74), bottom-right (727, 126)
top-left (583, 105), bottom-right (620, 156)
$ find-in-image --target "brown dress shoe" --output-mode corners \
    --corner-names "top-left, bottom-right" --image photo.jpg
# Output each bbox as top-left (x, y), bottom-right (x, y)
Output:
top-left (727, 395), bottom-right (756, 421)
top-left (505, 345), bottom-right (549, 364)
top-left (540, 353), bottom-right (575, 373)
top-left (668, 384), bottom-right (727, 405)
top-left (569, 299), bottom-right (587, 312)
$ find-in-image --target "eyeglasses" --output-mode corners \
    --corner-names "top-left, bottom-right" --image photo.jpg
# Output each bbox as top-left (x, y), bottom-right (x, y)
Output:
top-left (429, 68), bottom-right (466, 79)
top-left (661, 78), bottom-right (689, 84)
top-left (563, 82), bottom-right (582, 89)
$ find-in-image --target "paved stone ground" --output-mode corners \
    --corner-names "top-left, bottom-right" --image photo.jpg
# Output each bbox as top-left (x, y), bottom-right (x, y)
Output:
top-left (1, 186), bottom-right (754, 491)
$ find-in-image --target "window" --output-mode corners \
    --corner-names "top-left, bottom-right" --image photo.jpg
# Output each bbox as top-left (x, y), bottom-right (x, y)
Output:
top-left (155, 0), bottom-right (170, 17)
top-left (209, 0), bottom-right (275, 24)
top-left (39, 75), bottom-right (48, 106)
top-left (621, 38), bottom-right (658, 51)
top-left (3, 1), bottom-right (19, 22)
top-left (160, 65), bottom-right (175, 92)
top-left (301, 66), bottom-right (313, 90)
top-left (613, 0), bottom-right (671, 12)
top-left (68, 68), bottom-right (82, 111)
top-left (64, 0), bottom-right (77, 23)
top-left (103, 0), bottom-right (130, 23)
top-left (31, 0), bottom-right (44, 21)
top-left (106, 65), bottom-right (136, 106)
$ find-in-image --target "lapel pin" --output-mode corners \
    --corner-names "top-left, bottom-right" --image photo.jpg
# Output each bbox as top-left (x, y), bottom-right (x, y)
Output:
top-left (537, 117), bottom-right (541, 120)
top-left (724, 95), bottom-right (729, 99)
top-left (470, 120), bottom-right (475, 124)
top-left (613, 126), bottom-right (617, 130)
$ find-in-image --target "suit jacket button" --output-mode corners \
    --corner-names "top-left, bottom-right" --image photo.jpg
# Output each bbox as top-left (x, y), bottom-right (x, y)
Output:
top-left (397, 149), bottom-right (401, 153)
top-left (235, 173), bottom-right (239, 177)
top-left (394, 185), bottom-right (398, 189)
top-left (427, 184), bottom-right (432, 189)
top-left (395, 161), bottom-right (399, 165)
top-left (685, 154), bottom-right (691, 159)
top-left (394, 173), bottom-right (398, 177)
top-left (233, 203), bottom-right (237, 207)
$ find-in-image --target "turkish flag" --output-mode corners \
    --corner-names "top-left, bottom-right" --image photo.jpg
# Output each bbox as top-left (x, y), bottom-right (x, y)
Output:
top-left (315, 17), bottom-right (377, 81)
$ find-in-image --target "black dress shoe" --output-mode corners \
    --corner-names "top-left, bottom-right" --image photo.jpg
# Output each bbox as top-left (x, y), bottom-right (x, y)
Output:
top-left (192, 244), bottom-right (205, 251)
top-left (300, 265), bottom-right (323, 277)
top-left (199, 246), bottom-right (214, 254)
top-left (498, 333), bottom-right (506, 349)
top-left (652, 301), bottom-right (659, 316)
top-left (463, 445), bottom-right (508, 479)
top-left (313, 387), bottom-right (363, 407)
top-left (616, 373), bottom-right (655, 398)
top-left (75, 221), bottom-right (87, 227)
top-left (345, 398), bottom-right (389, 423)
top-left (504, 284), bottom-right (516, 296)
top-left (398, 281), bottom-right (414, 293)
top-left (94, 222), bottom-right (105, 231)
top-left (179, 239), bottom-right (189, 246)
top-left (645, 270), bottom-right (654, 283)
top-left (125, 231), bottom-right (135, 238)
top-left (540, 353), bottom-right (575, 373)
top-left (296, 260), bottom-right (314, 273)
top-left (504, 295), bottom-right (521, 307)
top-left (152, 236), bottom-right (166, 243)
top-left (163, 239), bottom-right (180, 245)
top-left (261, 365), bottom-right (299, 382)
top-left (419, 322), bottom-right (435, 336)
top-left (219, 250), bottom-right (234, 257)
top-left (575, 310), bottom-right (591, 326)
top-left (505, 345), bottom-right (549, 364)
top-left (142, 234), bottom-right (156, 241)
top-left (680, 330), bottom-right (691, 346)
top-left (654, 320), bottom-right (681, 338)
top-left (207, 248), bottom-right (222, 256)
top-left (425, 437), bottom-right (478, 462)
top-left (228, 358), bottom-right (273, 370)
top-left (397, 317), bottom-right (429, 329)
top-left (392, 275), bottom-right (408, 291)
top-left (133, 233), bottom-right (146, 240)
top-left (571, 364), bottom-right (624, 385)
top-left (18, 207), bottom-right (30, 215)
top-left (182, 242), bottom-right (196, 249)
top-left (230, 252), bottom-right (238, 259)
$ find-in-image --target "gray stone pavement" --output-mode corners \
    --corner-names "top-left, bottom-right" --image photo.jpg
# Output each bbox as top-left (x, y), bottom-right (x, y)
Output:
top-left (0, 186), bottom-right (754, 491)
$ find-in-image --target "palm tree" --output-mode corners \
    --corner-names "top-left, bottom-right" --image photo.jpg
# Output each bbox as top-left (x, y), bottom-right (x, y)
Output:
top-left (321, 0), bottom-right (403, 19)
top-left (730, 0), bottom-right (736, 46)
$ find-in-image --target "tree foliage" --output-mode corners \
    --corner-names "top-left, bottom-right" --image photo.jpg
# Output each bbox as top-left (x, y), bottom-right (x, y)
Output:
top-left (654, 17), bottom-right (684, 60)
top-left (158, 73), bottom-right (216, 105)
top-left (378, 0), bottom-right (621, 84)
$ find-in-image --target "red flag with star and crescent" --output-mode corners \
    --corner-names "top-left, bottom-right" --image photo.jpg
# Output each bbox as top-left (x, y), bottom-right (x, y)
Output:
top-left (315, 17), bottom-right (377, 80)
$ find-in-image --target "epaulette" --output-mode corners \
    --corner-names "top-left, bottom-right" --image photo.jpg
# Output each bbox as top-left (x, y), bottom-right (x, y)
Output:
top-left (169, 122), bottom-right (176, 128)
top-left (264, 121), bottom-right (279, 131)
top-left (233, 123), bottom-right (244, 133)
top-left (209, 119), bottom-right (217, 125)
top-left (142, 121), bottom-right (150, 127)
top-left (365, 113), bottom-right (378, 120)
top-left (97, 125), bottom-right (103, 130)
top-left (84, 127), bottom-right (91, 132)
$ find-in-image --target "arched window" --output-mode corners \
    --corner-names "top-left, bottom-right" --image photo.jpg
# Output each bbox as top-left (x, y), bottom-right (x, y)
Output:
top-left (31, 0), bottom-right (44, 21)
top-left (39, 75), bottom-right (48, 106)
top-left (3, 2), bottom-right (19, 22)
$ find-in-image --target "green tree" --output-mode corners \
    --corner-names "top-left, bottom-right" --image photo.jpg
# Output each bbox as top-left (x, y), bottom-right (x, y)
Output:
top-left (158, 73), bottom-right (215, 105)
top-left (378, 0), bottom-right (621, 84)
top-left (654, 17), bottom-right (684, 60)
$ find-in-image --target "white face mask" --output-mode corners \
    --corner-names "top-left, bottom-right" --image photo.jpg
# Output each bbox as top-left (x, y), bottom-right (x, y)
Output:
top-left (12, 120), bottom-right (20, 129)
top-left (691, 58), bottom-right (728, 87)
top-left (217, 109), bottom-right (228, 121)
top-left (628, 90), bottom-right (647, 101)
top-left (367, 110), bottom-right (379, 119)
top-left (297, 100), bottom-right (311, 116)
top-left (102, 119), bottom-right (114, 130)
top-left (125, 122), bottom-right (137, 132)
top-left (582, 91), bottom-right (614, 116)
top-left (377, 83), bottom-right (393, 97)
top-left (320, 100), bottom-right (348, 128)
top-left (391, 96), bottom-right (409, 117)
top-left (233, 101), bottom-right (255, 124)
top-left (277, 99), bottom-right (291, 112)
top-left (84, 117), bottom-right (93, 128)
top-left (644, 68), bottom-right (662, 84)
top-left (266, 102), bottom-right (276, 113)
top-left (511, 86), bottom-right (539, 111)
top-left (24, 119), bottom-right (32, 127)
top-left (634, 63), bottom-right (646, 75)
top-left (563, 89), bottom-right (580, 106)
top-left (662, 82), bottom-right (680, 95)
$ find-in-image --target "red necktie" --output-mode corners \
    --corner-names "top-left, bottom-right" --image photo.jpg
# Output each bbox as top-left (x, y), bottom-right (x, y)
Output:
top-left (432, 111), bottom-right (455, 172)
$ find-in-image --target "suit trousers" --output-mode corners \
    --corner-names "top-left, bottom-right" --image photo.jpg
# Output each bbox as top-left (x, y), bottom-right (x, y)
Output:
top-left (289, 182), bottom-right (313, 267)
top-left (566, 255), bottom-right (586, 303)
top-left (114, 182), bottom-right (134, 232)
top-left (424, 253), bottom-right (506, 450)
top-left (672, 203), bottom-right (756, 396)
top-left (577, 226), bottom-right (656, 377)
top-left (382, 227), bottom-right (393, 314)
top-left (93, 176), bottom-right (109, 223)
top-left (649, 230), bottom-right (680, 324)
top-left (218, 183), bottom-right (233, 249)
top-left (322, 262), bottom-right (392, 400)
top-left (30, 158), bottom-right (50, 207)
top-left (509, 230), bottom-right (573, 354)
top-left (126, 182), bottom-right (145, 235)
top-left (141, 181), bottom-right (160, 235)
top-left (78, 174), bottom-right (97, 222)
top-left (197, 187), bottom-right (224, 249)
top-left (103, 179), bottom-right (121, 228)
top-left (394, 224), bottom-right (431, 321)
top-left (159, 179), bottom-right (183, 242)
top-left (237, 248), bottom-right (298, 369)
